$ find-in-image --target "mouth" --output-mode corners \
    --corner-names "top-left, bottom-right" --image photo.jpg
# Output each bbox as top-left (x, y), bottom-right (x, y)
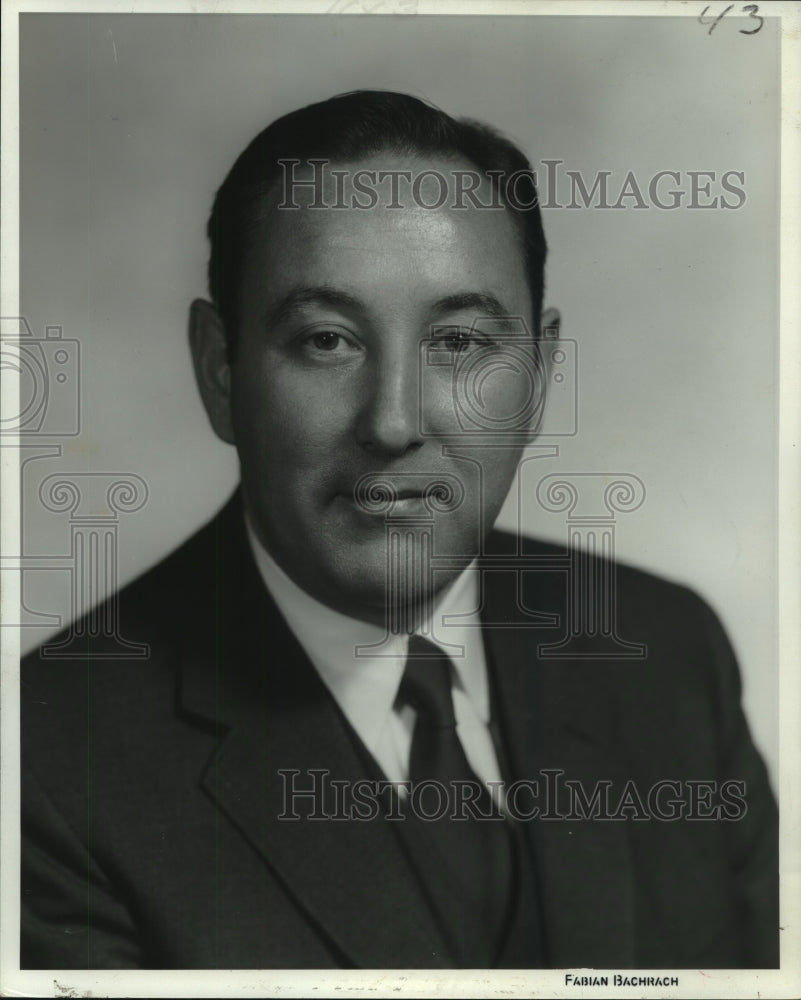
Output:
top-left (335, 473), bottom-right (465, 519)
top-left (334, 480), bottom-right (436, 519)
top-left (340, 488), bottom-right (428, 515)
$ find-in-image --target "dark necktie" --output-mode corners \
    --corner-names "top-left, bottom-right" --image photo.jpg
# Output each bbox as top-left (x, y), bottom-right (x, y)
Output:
top-left (396, 634), bottom-right (513, 965)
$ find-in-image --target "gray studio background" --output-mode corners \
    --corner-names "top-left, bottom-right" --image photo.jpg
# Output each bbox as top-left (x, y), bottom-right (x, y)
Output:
top-left (18, 13), bottom-right (779, 784)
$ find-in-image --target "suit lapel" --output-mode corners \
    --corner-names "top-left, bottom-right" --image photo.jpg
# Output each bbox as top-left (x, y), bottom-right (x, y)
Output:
top-left (177, 500), bottom-right (635, 968)
top-left (178, 494), bottom-right (454, 968)
top-left (200, 684), bottom-right (454, 967)
top-left (481, 542), bottom-right (636, 968)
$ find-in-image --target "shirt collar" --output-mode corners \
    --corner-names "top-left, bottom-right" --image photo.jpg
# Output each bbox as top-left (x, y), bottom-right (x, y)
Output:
top-left (243, 514), bottom-right (488, 749)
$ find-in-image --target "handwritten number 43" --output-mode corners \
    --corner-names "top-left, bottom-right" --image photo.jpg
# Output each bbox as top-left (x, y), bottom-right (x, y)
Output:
top-left (699, 4), bottom-right (764, 35)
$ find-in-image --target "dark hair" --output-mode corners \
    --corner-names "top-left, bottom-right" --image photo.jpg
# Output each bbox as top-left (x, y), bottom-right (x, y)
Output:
top-left (207, 90), bottom-right (547, 358)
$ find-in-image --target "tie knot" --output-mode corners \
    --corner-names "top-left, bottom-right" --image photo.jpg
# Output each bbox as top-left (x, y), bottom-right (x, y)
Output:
top-left (398, 635), bottom-right (457, 728)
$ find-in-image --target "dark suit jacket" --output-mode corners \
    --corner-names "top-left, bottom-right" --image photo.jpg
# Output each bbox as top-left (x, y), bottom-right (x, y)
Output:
top-left (20, 491), bottom-right (778, 969)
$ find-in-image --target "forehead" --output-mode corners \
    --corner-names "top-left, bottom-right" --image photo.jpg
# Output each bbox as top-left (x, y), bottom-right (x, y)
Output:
top-left (239, 153), bottom-right (531, 321)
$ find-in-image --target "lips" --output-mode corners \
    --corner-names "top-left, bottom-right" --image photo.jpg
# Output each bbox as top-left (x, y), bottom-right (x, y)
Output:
top-left (332, 471), bottom-right (468, 521)
top-left (343, 476), bottom-right (449, 496)
top-left (336, 478), bottom-right (426, 517)
top-left (341, 487), bottom-right (428, 511)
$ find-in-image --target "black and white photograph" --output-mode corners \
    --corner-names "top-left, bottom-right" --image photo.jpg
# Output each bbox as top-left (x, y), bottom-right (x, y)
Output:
top-left (1, 1), bottom-right (799, 997)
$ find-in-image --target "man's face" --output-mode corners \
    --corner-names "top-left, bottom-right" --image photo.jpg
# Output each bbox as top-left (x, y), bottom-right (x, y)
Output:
top-left (218, 154), bottom-right (539, 623)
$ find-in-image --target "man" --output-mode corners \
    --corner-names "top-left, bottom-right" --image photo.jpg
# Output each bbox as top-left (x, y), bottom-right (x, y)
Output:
top-left (21, 91), bottom-right (778, 969)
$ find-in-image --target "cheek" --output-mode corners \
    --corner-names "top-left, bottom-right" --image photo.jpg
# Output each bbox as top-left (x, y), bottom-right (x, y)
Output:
top-left (468, 364), bottom-right (536, 420)
top-left (431, 349), bottom-right (541, 433)
top-left (465, 446), bottom-right (523, 515)
top-left (231, 365), bottom-right (356, 459)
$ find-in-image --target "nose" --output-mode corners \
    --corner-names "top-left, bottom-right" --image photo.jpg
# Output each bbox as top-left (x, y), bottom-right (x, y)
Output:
top-left (355, 341), bottom-right (424, 457)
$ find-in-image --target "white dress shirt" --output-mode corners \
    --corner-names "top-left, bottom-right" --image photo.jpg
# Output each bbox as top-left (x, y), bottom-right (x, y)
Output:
top-left (244, 515), bottom-right (505, 799)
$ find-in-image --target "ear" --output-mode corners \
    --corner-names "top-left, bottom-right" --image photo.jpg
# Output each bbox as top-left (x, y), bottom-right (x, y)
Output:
top-left (538, 305), bottom-right (562, 384)
top-left (526, 306), bottom-right (562, 443)
top-left (540, 306), bottom-right (561, 340)
top-left (188, 299), bottom-right (236, 444)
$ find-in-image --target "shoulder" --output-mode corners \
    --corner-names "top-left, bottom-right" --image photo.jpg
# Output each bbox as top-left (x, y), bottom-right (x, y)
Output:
top-left (23, 492), bottom-right (239, 664)
top-left (488, 527), bottom-right (740, 711)
top-left (20, 493), bottom-right (241, 751)
top-left (20, 495), bottom-right (248, 834)
top-left (489, 525), bottom-right (722, 622)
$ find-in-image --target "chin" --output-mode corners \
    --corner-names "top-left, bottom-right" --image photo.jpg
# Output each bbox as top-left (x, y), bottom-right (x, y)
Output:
top-left (303, 551), bottom-right (407, 621)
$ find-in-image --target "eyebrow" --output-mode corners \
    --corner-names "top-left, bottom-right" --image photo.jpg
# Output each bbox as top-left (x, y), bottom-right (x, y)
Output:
top-left (263, 285), bottom-right (364, 328)
top-left (428, 292), bottom-right (514, 320)
top-left (262, 286), bottom-right (517, 329)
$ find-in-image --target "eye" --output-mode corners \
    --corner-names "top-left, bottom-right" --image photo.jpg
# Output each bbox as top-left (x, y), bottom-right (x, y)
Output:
top-left (310, 331), bottom-right (342, 351)
top-left (435, 326), bottom-right (491, 354)
top-left (443, 330), bottom-right (471, 352)
top-left (296, 324), bottom-right (362, 365)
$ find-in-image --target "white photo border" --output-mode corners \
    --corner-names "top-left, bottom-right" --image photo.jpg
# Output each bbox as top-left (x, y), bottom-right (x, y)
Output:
top-left (1, 2), bottom-right (799, 997)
